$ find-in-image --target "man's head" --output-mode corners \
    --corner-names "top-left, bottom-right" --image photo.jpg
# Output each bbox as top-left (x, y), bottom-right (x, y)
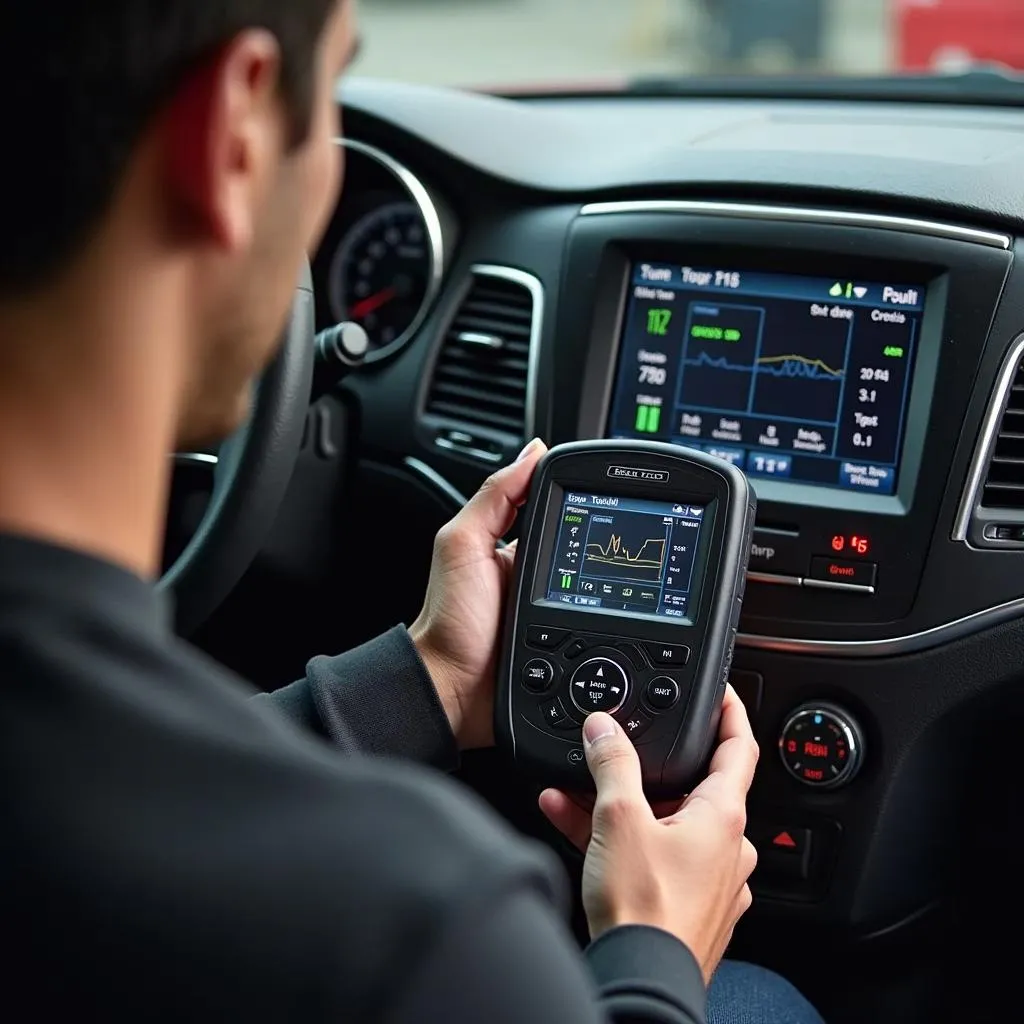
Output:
top-left (0, 0), bottom-right (355, 445)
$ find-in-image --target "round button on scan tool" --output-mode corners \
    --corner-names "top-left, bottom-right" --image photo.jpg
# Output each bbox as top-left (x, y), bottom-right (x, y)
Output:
top-left (569, 656), bottom-right (629, 715)
top-left (522, 658), bottom-right (555, 693)
top-left (646, 676), bottom-right (681, 711)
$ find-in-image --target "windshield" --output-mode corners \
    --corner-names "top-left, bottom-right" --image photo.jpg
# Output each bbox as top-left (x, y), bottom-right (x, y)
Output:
top-left (352, 0), bottom-right (1024, 91)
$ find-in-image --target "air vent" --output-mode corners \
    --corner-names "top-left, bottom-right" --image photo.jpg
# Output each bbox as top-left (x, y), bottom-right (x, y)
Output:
top-left (981, 356), bottom-right (1024, 509)
top-left (954, 335), bottom-right (1024, 548)
top-left (424, 267), bottom-right (539, 439)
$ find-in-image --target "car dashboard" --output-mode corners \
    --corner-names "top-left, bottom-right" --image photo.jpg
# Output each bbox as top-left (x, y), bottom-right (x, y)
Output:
top-left (229, 77), bottom-right (1024, 1022)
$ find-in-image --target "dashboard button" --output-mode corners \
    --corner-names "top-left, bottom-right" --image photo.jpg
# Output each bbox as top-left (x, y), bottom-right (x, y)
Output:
top-left (779, 704), bottom-right (863, 789)
top-left (563, 638), bottom-right (589, 660)
top-left (807, 556), bottom-right (877, 589)
top-left (748, 530), bottom-right (805, 576)
top-left (641, 642), bottom-right (690, 667)
top-left (522, 658), bottom-right (555, 693)
top-left (569, 657), bottom-right (629, 714)
top-left (620, 709), bottom-right (653, 741)
top-left (646, 676), bottom-right (681, 710)
top-left (525, 626), bottom-right (569, 651)
top-left (539, 698), bottom-right (568, 727)
top-left (751, 824), bottom-right (813, 882)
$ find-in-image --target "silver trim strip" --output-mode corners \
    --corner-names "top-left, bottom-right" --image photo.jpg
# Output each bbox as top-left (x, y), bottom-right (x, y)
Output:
top-left (579, 200), bottom-right (1012, 249)
top-left (803, 578), bottom-right (875, 595)
top-left (739, 595), bottom-right (1024, 656)
top-left (403, 456), bottom-right (471, 508)
top-left (328, 139), bottom-right (445, 363)
top-left (405, 456), bottom-right (1024, 658)
top-left (174, 452), bottom-right (219, 467)
top-left (747, 571), bottom-right (803, 587)
top-left (435, 437), bottom-right (503, 463)
top-left (468, 264), bottom-right (545, 442)
top-left (952, 332), bottom-right (1024, 542)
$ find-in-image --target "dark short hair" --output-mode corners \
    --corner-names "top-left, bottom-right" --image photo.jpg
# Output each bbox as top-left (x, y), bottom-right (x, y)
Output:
top-left (0, 1), bottom-right (338, 297)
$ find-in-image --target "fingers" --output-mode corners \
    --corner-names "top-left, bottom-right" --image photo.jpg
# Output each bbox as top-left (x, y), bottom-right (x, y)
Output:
top-left (497, 538), bottom-right (519, 566)
top-left (584, 713), bottom-right (652, 829)
top-left (538, 789), bottom-right (592, 852)
top-left (705, 684), bottom-right (760, 795)
top-left (665, 687), bottom-right (758, 828)
top-left (448, 439), bottom-right (547, 549)
top-left (740, 837), bottom-right (758, 879)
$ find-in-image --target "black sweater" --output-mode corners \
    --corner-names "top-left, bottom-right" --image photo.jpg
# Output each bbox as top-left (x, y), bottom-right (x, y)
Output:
top-left (0, 534), bottom-right (706, 1022)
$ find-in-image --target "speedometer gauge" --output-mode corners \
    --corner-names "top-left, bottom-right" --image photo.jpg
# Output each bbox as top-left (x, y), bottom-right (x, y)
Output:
top-left (328, 201), bottom-right (432, 353)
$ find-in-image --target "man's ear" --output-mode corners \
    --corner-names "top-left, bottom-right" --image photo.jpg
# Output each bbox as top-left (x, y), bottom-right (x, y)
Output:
top-left (162, 29), bottom-right (284, 253)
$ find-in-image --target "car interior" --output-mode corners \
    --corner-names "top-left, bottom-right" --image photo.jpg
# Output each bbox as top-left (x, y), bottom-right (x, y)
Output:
top-left (164, 9), bottom-right (1024, 1020)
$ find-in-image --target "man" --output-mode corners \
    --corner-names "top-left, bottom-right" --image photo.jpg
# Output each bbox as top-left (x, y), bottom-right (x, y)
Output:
top-left (0, 2), bottom-right (825, 1022)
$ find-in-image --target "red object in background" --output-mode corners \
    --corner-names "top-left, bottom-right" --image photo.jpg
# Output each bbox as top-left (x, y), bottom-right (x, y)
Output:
top-left (895, 0), bottom-right (1024, 73)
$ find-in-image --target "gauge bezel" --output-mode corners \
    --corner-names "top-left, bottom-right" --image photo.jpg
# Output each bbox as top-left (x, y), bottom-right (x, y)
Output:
top-left (328, 138), bottom-right (445, 363)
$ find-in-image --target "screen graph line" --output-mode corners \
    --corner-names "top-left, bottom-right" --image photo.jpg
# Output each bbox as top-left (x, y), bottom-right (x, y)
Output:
top-left (584, 533), bottom-right (666, 571)
top-left (682, 350), bottom-right (844, 381)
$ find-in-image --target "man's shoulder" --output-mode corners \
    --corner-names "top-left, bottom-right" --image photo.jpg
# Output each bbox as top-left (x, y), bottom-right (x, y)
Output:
top-left (1, 616), bottom-right (564, 1018)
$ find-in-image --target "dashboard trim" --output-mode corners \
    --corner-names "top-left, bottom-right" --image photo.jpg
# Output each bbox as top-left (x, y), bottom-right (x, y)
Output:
top-left (330, 138), bottom-right (445, 363)
top-left (951, 332), bottom-right (1024, 543)
top-left (468, 263), bottom-right (546, 442)
top-left (737, 596), bottom-right (1024, 656)
top-left (403, 456), bottom-right (471, 509)
top-left (579, 201), bottom-right (1012, 250)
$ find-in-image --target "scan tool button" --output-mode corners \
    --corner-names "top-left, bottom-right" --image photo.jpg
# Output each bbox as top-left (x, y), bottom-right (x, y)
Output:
top-left (620, 709), bottom-right (653, 741)
top-left (642, 642), bottom-right (690, 667)
top-left (525, 626), bottom-right (570, 651)
top-left (522, 658), bottom-right (555, 693)
top-left (646, 676), bottom-right (681, 711)
top-left (539, 699), bottom-right (569, 728)
top-left (569, 657), bottom-right (629, 715)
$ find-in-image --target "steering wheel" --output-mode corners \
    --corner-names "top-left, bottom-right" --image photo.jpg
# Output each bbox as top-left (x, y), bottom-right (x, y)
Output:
top-left (159, 260), bottom-right (315, 636)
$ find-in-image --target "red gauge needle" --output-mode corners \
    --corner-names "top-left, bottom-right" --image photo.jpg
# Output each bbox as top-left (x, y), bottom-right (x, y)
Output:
top-left (349, 286), bottom-right (397, 320)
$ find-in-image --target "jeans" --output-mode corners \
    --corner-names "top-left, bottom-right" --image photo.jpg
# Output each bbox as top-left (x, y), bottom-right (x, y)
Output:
top-left (708, 960), bottom-right (826, 1024)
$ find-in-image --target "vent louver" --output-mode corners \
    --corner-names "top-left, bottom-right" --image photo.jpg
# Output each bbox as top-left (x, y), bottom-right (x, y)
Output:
top-left (981, 356), bottom-right (1024, 510)
top-left (424, 268), bottom-right (538, 438)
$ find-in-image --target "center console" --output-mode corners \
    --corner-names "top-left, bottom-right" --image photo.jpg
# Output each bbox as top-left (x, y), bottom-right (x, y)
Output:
top-left (534, 199), bottom-right (1023, 922)
top-left (552, 202), bottom-right (1013, 643)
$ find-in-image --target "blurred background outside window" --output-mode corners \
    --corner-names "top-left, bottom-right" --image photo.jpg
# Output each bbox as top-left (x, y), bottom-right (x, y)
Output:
top-left (351, 0), bottom-right (1024, 90)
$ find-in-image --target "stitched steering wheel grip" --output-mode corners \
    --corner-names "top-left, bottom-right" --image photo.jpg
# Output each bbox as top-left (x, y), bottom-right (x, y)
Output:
top-left (159, 260), bottom-right (315, 637)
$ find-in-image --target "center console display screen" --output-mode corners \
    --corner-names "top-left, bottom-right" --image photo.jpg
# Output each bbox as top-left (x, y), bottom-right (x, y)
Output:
top-left (607, 262), bottom-right (925, 495)
top-left (539, 490), bottom-right (709, 621)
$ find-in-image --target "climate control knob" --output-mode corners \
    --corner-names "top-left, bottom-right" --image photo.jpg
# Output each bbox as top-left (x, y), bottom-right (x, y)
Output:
top-left (779, 703), bottom-right (863, 789)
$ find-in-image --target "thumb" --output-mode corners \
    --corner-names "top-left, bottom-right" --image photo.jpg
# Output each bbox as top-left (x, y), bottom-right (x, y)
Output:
top-left (584, 713), bottom-right (650, 825)
top-left (454, 438), bottom-right (547, 545)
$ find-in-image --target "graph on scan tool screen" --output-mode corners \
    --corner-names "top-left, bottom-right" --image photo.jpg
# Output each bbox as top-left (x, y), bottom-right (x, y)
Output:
top-left (581, 512), bottom-right (670, 586)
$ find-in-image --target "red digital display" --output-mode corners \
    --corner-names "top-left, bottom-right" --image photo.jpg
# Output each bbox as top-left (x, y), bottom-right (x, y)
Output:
top-left (804, 741), bottom-right (829, 758)
top-left (831, 534), bottom-right (871, 555)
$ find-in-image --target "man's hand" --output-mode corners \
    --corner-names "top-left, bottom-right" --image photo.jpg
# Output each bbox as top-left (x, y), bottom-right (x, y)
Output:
top-left (410, 438), bottom-right (547, 750)
top-left (538, 686), bottom-right (760, 984)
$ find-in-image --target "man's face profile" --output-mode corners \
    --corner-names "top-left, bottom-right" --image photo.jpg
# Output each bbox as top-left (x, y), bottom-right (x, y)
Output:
top-left (174, 0), bottom-right (355, 448)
